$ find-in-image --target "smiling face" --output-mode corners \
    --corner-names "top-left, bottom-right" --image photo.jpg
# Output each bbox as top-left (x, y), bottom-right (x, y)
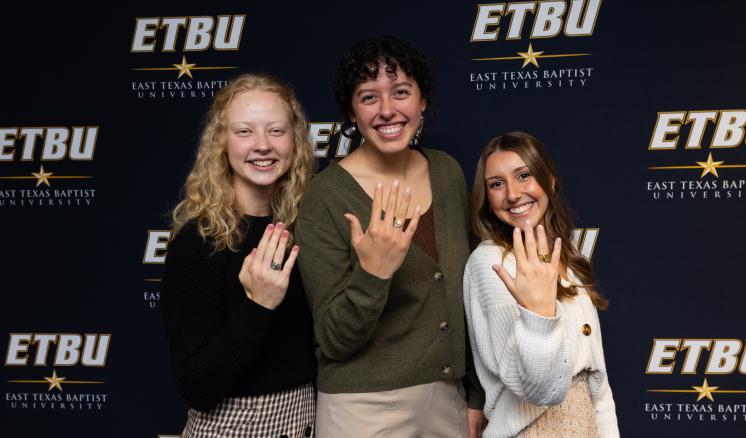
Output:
top-left (225, 90), bottom-right (294, 196)
top-left (484, 149), bottom-right (551, 229)
top-left (350, 63), bottom-right (427, 154)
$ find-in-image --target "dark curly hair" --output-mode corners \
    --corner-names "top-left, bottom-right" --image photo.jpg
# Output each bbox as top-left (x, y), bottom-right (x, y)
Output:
top-left (334, 36), bottom-right (432, 138)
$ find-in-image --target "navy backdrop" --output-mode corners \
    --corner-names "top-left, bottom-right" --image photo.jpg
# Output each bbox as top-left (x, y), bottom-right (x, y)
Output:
top-left (2, 2), bottom-right (745, 437)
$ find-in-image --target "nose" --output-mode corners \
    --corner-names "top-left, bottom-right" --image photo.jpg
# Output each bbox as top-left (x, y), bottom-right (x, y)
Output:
top-left (252, 131), bottom-right (271, 153)
top-left (379, 94), bottom-right (395, 119)
top-left (505, 181), bottom-right (522, 202)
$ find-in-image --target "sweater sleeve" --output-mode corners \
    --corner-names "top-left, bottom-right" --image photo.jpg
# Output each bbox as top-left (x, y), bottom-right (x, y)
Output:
top-left (160, 226), bottom-right (275, 411)
top-left (463, 246), bottom-right (574, 406)
top-left (295, 192), bottom-right (392, 362)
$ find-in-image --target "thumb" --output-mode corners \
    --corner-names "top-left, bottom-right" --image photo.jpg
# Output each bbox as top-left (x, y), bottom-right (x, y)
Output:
top-left (492, 263), bottom-right (517, 295)
top-left (344, 213), bottom-right (364, 244)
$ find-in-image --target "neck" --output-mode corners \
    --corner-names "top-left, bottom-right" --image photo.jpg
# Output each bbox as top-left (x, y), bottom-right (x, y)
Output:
top-left (357, 144), bottom-right (413, 180)
top-left (233, 180), bottom-right (273, 217)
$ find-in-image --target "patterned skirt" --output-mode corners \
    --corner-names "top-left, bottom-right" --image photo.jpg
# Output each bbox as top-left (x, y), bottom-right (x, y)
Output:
top-left (516, 371), bottom-right (597, 438)
top-left (182, 382), bottom-right (315, 438)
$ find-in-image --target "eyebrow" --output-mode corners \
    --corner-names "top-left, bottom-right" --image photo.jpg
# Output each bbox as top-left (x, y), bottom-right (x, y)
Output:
top-left (485, 165), bottom-right (529, 180)
top-left (354, 81), bottom-right (415, 97)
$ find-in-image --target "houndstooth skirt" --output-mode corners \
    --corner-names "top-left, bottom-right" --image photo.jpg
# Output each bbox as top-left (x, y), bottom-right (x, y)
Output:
top-left (182, 382), bottom-right (315, 438)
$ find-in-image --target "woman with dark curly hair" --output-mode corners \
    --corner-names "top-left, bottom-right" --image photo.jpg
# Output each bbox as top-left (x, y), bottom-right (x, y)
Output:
top-left (295, 36), bottom-right (486, 437)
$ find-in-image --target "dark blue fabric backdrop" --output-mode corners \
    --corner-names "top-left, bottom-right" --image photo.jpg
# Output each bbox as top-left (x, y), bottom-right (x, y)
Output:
top-left (2, 2), bottom-right (745, 437)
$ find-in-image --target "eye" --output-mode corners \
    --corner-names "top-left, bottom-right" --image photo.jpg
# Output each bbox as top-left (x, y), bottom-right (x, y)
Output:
top-left (393, 88), bottom-right (411, 98)
top-left (235, 128), bottom-right (252, 136)
top-left (517, 172), bottom-right (532, 181)
top-left (487, 180), bottom-right (503, 189)
top-left (360, 94), bottom-right (377, 104)
top-left (269, 128), bottom-right (287, 136)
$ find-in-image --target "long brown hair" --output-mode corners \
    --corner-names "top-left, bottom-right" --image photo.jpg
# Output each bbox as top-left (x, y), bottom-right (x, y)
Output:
top-left (471, 132), bottom-right (608, 310)
top-left (172, 73), bottom-right (315, 252)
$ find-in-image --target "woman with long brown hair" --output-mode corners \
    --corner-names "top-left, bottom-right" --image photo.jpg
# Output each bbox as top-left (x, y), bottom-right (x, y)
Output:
top-left (161, 73), bottom-right (317, 437)
top-left (463, 132), bottom-right (618, 437)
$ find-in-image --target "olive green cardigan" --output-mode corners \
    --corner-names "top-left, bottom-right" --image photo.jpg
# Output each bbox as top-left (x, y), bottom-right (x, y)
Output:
top-left (296, 148), bottom-right (484, 409)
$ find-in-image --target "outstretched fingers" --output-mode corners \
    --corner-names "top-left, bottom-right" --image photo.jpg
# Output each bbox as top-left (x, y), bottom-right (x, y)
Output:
top-left (523, 220), bottom-right (538, 263)
top-left (282, 245), bottom-right (300, 276)
top-left (493, 263), bottom-right (517, 295)
top-left (369, 182), bottom-right (383, 226)
top-left (344, 213), bottom-right (364, 245)
top-left (403, 205), bottom-right (422, 239)
top-left (383, 180), bottom-right (400, 224)
top-left (512, 226), bottom-right (528, 271)
top-left (550, 237), bottom-right (562, 269)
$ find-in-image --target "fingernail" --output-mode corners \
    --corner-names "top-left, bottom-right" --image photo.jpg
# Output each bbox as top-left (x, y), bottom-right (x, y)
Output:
top-left (267, 224), bottom-right (274, 230)
top-left (376, 182), bottom-right (382, 189)
top-left (276, 222), bottom-right (285, 229)
top-left (393, 179), bottom-right (400, 187)
top-left (405, 187), bottom-right (411, 195)
top-left (293, 245), bottom-right (300, 251)
top-left (281, 230), bottom-right (288, 236)
top-left (415, 204), bottom-right (421, 213)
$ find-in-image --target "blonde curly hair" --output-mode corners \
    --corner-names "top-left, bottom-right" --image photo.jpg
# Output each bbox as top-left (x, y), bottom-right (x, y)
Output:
top-left (172, 73), bottom-right (315, 252)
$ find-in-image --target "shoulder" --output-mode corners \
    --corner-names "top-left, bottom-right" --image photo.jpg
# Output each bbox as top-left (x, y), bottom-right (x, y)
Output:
top-left (423, 148), bottom-right (464, 176)
top-left (168, 220), bottom-right (213, 260)
top-left (466, 240), bottom-right (510, 271)
top-left (300, 162), bottom-right (347, 210)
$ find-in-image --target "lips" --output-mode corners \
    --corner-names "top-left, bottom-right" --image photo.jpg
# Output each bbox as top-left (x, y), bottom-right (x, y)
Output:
top-left (508, 202), bottom-right (533, 215)
top-left (375, 122), bottom-right (405, 137)
top-left (246, 159), bottom-right (277, 169)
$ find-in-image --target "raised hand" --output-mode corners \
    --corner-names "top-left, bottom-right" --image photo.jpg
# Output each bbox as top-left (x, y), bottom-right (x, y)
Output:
top-left (344, 180), bottom-right (422, 279)
top-left (492, 221), bottom-right (561, 317)
top-left (239, 222), bottom-right (300, 310)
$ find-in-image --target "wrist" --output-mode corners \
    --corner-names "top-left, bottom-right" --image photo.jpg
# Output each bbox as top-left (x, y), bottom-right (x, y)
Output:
top-left (358, 259), bottom-right (393, 280)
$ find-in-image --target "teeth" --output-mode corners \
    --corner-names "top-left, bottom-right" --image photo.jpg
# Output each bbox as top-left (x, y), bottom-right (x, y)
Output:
top-left (509, 203), bottom-right (531, 214)
top-left (250, 160), bottom-right (274, 167)
top-left (378, 124), bottom-right (403, 135)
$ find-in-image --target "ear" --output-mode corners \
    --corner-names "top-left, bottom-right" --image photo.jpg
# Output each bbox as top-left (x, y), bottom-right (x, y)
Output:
top-left (420, 98), bottom-right (427, 113)
top-left (551, 176), bottom-right (557, 192)
top-left (348, 111), bottom-right (356, 124)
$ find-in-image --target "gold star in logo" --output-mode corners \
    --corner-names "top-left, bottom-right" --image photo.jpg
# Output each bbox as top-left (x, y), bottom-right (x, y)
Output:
top-left (44, 370), bottom-right (66, 392)
top-left (172, 55), bottom-right (196, 79)
top-left (692, 378), bottom-right (719, 402)
top-left (696, 152), bottom-right (725, 178)
top-left (517, 43), bottom-right (544, 68)
top-left (31, 165), bottom-right (54, 187)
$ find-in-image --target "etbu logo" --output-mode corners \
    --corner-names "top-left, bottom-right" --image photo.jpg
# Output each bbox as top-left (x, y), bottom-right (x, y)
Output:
top-left (471, 0), bottom-right (601, 41)
top-left (5, 333), bottom-right (111, 367)
top-left (131, 15), bottom-right (245, 52)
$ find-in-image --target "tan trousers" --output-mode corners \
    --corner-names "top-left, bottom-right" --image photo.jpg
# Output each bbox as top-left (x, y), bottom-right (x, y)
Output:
top-left (315, 380), bottom-right (467, 438)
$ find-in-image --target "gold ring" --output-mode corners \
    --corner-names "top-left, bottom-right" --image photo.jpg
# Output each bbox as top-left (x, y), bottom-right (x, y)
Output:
top-left (393, 218), bottom-right (403, 228)
top-left (538, 253), bottom-right (551, 263)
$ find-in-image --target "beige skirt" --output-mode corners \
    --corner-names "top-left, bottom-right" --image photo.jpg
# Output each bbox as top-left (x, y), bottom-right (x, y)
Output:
top-left (517, 371), bottom-right (597, 438)
top-left (315, 380), bottom-right (467, 438)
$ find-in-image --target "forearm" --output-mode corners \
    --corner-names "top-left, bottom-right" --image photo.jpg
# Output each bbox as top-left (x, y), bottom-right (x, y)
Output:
top-left (306, 261), bottom-right (392, 361)
top-left (164, 296), bottom-right (274, 410)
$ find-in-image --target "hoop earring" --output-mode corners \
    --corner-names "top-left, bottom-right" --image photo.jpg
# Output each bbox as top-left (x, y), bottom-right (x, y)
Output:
top-left (409, 115), bottom-right (424, 146)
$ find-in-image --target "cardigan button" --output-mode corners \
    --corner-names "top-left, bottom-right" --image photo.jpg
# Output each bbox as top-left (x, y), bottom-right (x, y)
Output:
top-left (439, 321), bottom-right (449, 330)
top-left (441, 364), bottom-right (451, 374)
top-left (434, 272), bottom-right (445, 282)
top-left (582, 323), bottom-right (592, 336)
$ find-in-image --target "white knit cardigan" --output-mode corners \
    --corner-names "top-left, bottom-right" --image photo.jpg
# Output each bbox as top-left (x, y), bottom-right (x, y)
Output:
top-left (463, 240), bottom-right (619, 438)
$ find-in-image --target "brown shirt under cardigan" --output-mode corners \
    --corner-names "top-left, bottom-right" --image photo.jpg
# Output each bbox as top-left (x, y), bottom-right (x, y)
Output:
top-left (296, 148), bottom-right (484, 410)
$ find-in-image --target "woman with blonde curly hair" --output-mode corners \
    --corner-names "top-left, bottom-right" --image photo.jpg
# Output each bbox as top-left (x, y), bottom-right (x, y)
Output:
top-left (161, 73), bottom-right (317, 438)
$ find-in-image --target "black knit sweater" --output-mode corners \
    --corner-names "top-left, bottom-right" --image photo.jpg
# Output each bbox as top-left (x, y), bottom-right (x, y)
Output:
top-left (160, 216), bottom-right (316, 411)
